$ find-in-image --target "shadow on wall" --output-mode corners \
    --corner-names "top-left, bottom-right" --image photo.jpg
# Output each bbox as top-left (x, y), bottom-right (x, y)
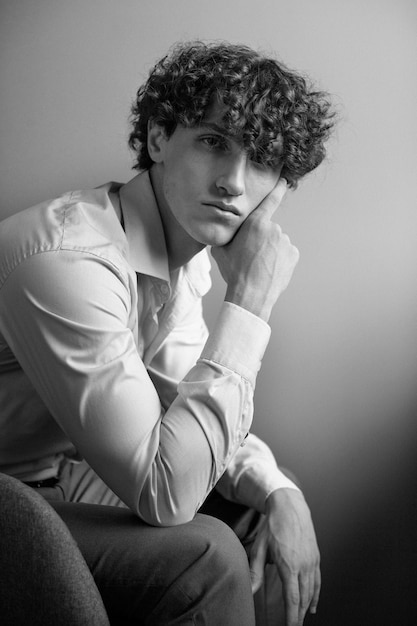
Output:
top-left (314, 429), bottom-right (417, 626)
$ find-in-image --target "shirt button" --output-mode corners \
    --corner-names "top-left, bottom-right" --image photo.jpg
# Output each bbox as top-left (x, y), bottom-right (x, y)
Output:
top-left (240, 432), bottom-right (249, 447)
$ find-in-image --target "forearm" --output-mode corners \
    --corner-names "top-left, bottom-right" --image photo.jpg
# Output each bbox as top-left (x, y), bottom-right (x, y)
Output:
top-left (215, 433), bottom-right (300, 514)
top-left (138, 303), bottom-right (271, 524)
top-left (1, 255), bottom-right (270, 526)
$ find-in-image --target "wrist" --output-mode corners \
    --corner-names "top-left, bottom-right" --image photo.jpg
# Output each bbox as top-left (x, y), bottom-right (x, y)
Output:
top-left (266, 487), bottom-right (305, 513)
top-left (225, 285), bottom-right (273, 323)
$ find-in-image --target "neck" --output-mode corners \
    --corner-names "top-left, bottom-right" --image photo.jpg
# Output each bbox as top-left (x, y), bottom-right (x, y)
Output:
top-left (149, 165), bottom-right (205, 271)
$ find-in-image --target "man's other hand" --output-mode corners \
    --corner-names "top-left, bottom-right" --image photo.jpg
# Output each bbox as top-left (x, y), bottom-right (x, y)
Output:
top-left (249, 488), bottom-right (321, 626)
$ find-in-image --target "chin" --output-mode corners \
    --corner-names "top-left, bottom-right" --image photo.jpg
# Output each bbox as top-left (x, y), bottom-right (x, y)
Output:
top-left (194, 227), bottom-right (236, 248)
top-left (202, 234), bottom-right (234, 248)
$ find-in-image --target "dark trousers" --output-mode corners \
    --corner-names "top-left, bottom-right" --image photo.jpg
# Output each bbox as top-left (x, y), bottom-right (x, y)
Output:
top-left (37, 461), bottom-right (284, 625)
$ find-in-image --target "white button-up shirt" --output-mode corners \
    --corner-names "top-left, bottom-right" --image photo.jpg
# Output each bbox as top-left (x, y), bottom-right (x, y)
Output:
top-left (0, 171), bottom-right (298, 526)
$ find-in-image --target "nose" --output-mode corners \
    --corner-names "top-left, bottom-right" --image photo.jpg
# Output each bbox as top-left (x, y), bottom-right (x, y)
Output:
top-left (216, 152), bottom-right (246, 197)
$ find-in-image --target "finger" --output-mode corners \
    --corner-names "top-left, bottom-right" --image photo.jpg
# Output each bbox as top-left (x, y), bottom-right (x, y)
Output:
top-left (282, 575), bottom-right (300, 626)
top-left (255, 177), bottom-right (288, 220)
top-left (309, 566), bottom-right (321, 614)
top-left (308, 571), bottom-right (315, 614)
top-left (298, 573), bottom-right (312, 624)
top-left (249, 535), bottom-right (268, 594)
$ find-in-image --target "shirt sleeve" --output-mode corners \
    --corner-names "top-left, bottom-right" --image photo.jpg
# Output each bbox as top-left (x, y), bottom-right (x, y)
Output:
top-left (214, 433), bottom-right (301, 513)
top-left (0, 249), bottom-right (270, 526)
top-left (146, 295), bottom-right (210, 411)
top-left (147, 299), bottom-right (301, 514)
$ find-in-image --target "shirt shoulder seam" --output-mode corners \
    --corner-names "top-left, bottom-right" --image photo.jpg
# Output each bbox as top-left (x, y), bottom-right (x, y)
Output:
top-left (0, 245), bottom-right (129, 291)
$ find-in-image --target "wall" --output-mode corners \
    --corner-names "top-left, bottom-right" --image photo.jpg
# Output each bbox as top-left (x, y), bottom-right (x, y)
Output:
top-left (1, 1), bottom-right (416, 623)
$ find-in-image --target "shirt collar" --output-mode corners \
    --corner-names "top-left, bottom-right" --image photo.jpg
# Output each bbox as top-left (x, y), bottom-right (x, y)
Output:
top-left (119, 171), bottom-right (170, 283)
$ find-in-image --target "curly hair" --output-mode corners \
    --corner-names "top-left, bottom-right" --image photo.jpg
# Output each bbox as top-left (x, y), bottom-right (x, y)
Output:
top-left (128, 41), bottom-right (335, 188)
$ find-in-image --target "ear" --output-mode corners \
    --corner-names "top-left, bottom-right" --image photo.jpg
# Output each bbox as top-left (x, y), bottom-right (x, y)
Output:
top-left (147, 120), bottom-right (168, 164)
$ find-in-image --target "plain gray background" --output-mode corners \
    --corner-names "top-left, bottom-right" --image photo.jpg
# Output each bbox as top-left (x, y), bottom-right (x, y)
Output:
top-left (1, 1), bottom-right (416, 623)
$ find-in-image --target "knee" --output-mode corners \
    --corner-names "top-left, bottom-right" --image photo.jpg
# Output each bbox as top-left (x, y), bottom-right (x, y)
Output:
top-left (171, 515), bottom-right (254, 625)
top-left (99, 512), bottom-right (255, 625)
top-left (195, 514), bottom-right (250, 583)
top-left (183, 514), bottom-right (253, 610)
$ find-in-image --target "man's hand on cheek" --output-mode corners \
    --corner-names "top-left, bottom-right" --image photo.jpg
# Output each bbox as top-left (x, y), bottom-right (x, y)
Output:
top-left (211, 179), bottom-right (299, 322)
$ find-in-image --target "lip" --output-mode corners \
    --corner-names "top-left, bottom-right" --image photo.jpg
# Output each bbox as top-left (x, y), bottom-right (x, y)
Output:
top-left (203, 201), bottom-right (240, 216)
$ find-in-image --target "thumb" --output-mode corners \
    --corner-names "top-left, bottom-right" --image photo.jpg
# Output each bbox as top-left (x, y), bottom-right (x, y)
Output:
top-left (255, 178), bottom-right (288, 221)
top-left (249, 529), bottom-right (268, 594)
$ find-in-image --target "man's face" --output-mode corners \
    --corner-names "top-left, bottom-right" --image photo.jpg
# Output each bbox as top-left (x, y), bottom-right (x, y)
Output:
top-left (152, 107), bottom-right (282, 248)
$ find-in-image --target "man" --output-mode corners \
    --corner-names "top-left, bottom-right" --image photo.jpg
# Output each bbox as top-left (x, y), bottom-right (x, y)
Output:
top-left (0, 41), bottom-right (334, 624)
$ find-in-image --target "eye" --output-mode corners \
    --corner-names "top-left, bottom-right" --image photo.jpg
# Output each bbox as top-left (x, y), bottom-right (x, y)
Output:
top-left (248, 158), bottom-right (272, 175)
top-left (200, 135), bottom-right (229, 151)
top-left (250, 155), bottom-right (281, 175)
top-left (250, 157), bottom-right (267, 170)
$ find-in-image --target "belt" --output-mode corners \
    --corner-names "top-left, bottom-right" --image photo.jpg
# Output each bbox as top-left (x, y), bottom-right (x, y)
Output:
top-left (23, 476), bottom-right (60, 489)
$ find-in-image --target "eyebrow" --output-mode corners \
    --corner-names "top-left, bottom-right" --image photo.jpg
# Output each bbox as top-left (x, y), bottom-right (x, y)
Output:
top-left (198, 122), bottom-right (231, 136)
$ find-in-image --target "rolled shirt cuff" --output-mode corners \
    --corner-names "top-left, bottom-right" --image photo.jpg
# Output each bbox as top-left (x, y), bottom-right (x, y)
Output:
top-left (200, 301), bottom-right (271, 386)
